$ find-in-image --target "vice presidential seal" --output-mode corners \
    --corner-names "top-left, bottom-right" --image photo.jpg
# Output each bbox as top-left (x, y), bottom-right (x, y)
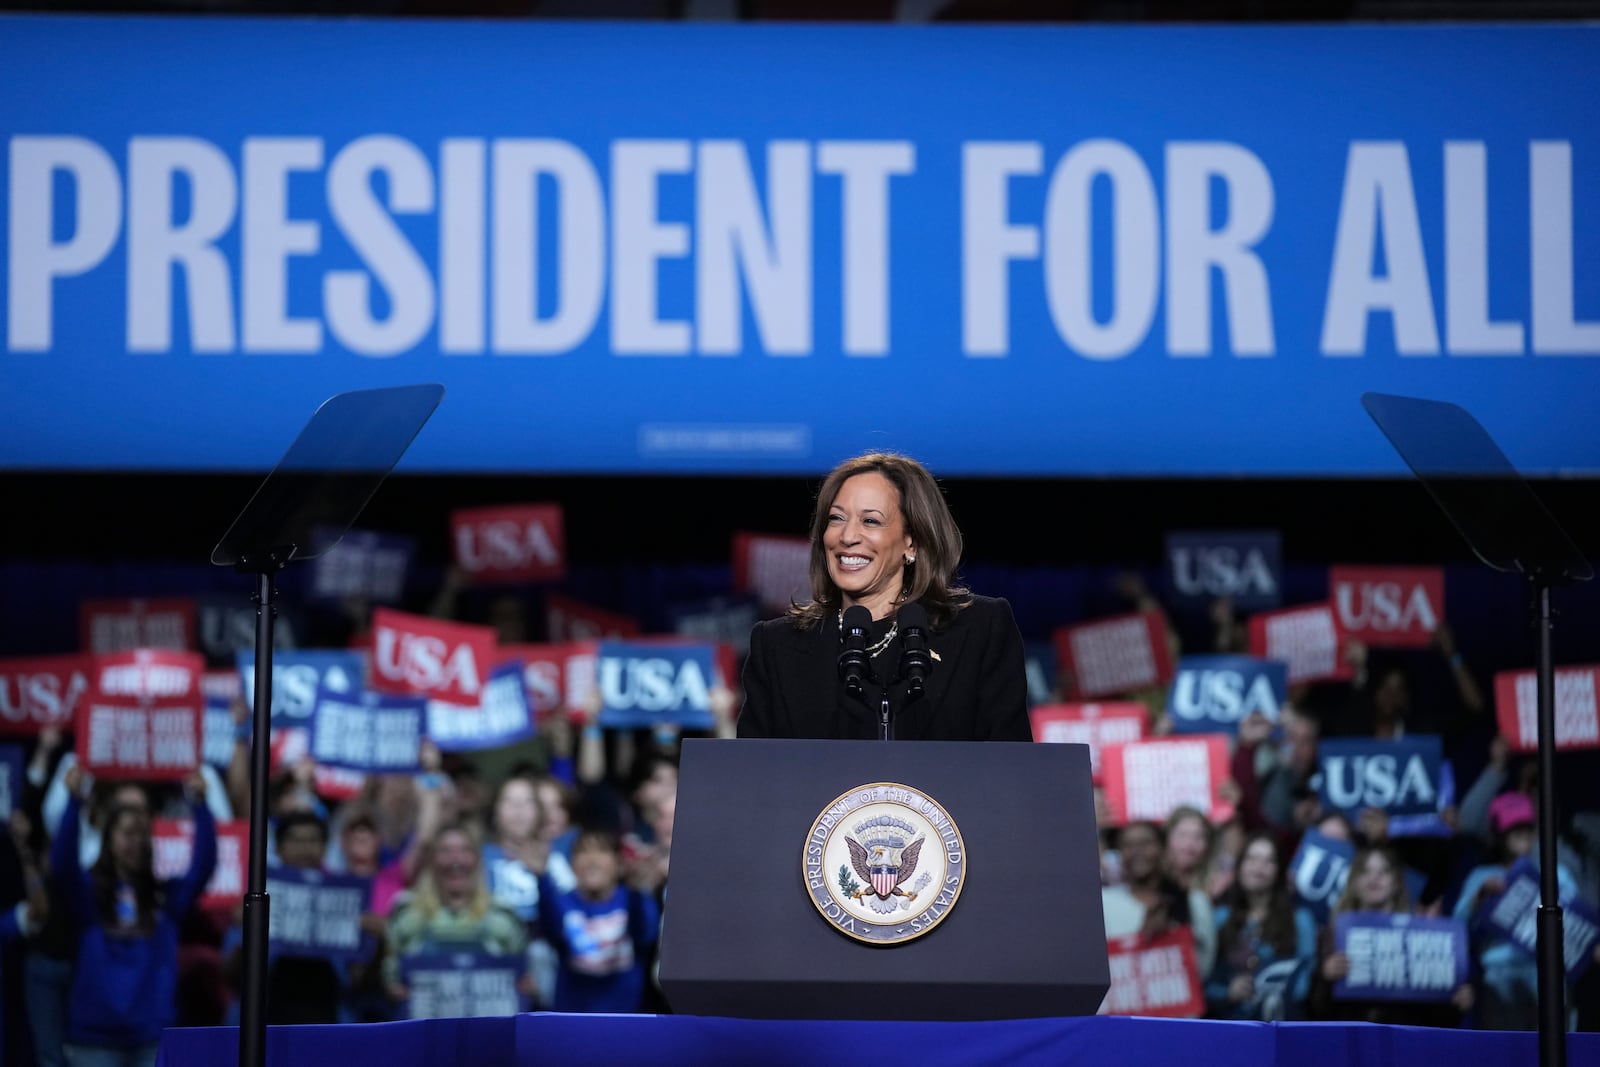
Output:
top-left (802, 782), bottom-right (965, 945)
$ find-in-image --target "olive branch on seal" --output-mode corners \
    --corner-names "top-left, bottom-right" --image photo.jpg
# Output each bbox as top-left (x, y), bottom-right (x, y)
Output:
top-left (837, 864), bottom-right (862, 898)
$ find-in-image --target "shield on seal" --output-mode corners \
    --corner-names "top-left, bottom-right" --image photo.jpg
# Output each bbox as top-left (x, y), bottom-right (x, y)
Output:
top-left (868, 843), bottom-right (904, 897)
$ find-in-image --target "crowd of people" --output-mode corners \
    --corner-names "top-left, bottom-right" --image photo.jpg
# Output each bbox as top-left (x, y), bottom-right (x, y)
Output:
top-left (2, 558), bottom-right (1598, 1065)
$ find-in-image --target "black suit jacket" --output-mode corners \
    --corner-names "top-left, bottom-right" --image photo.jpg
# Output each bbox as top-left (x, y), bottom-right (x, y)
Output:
top-left (736, 595), bottom-right (1032, 742)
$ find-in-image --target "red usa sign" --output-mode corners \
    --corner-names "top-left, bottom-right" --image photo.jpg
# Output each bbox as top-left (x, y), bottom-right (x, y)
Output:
top-left (1329, 566), bottom-right (1444, 649)
top-left (1029, 702), bottom-right (1147, 783)
top-left (153, 818), bottom-right (249, 910)
top-left (451, 504), bottom-right (566, 583)
top-left (1100, 734), bottom-right (1232, 826)
top-left (1248, 603), bottom-right (1352, 684)
top-left (80, 598), bottom-right (196, 654)
top-left (1053, 610), bottom-right (1174, 699)
top-left (502, 642), bottom-right (599, 721)
top-left (0, 654), bottom-right (93, 735)
top-left (1494, 666), bottom-right (1600, 752)
top-left (732, 532), bottom-right (812, 613)
top-left (545, 594), bottom-right (640, 642)
top-left (370, 608), bottom-right (496, 706)
top-left (1102, 927), bottom-right (1204, 1018)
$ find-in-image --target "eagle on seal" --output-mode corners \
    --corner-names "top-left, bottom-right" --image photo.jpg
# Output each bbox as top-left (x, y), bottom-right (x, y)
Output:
top-left (846, 835), bottom-right (925, 902)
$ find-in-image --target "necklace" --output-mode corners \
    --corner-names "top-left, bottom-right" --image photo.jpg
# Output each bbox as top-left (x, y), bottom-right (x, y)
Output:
top-left (838, 610), bottom-right (898, 658)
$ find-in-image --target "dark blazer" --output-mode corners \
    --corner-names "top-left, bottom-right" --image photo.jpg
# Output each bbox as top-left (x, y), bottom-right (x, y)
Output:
top-left (736, 595), bottom-right (1032, 742)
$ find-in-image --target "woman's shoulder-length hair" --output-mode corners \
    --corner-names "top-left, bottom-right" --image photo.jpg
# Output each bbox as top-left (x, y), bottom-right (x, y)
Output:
top-left (789, 452), bottom-right (971, 630)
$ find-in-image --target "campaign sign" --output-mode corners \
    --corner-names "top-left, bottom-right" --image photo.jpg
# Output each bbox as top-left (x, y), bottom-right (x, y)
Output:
top-left (0, 745), bottom-right (23, 819)
top-left (1167, 655), bottom-right (1287, 734)
top-left (1248, 603), bottom-right (1351, 684)
top-left (667, 595), bottom-right (761, 658)
top-left (308, 528), bottom-right (414, 604)
top-left (1317, 736), bottom-right (1442, 819)
top-left (238, 650), bottom-right (364, 729)
top-left (197, 594), bottom-right (298, 665)
top-left (0, 653), bottom-right (93, 736)
top-left (201, 670), bottom-right (241, 768)
top-left (1166, 531), bottom-right (1281, 611)
top-left (1055, 609), bottom-right (1175, 700)
top-left (1332, 912), bottom-right (1469, 1003)
top-left (265, 866), bottom-right (371, 963)
top-left (310, 686), bottom-right (426, 773)
top-left (451, 503), bottom-right (566, 583)
top-left (1101, 927), bottom-right (1204, 1018)
top-left (545, 594), bottom-right (641, 642)
top-left (1482, 858), bottom-right (1600, 982)
top-left (426, 663), bottom-right (536, 752)
top-left (732, 532), bottom-right (813, 613)
top-left (1289, 829), bottom-right (1428, 926)
top-left (1329, 566), bottom-right (1444, 649)
top-left (1493, 666), bottom-right (1600, 752)
top-left (76, 698), bottom-right (202, 781)
top-left (153, 818), bottom-right (248, 909)
top-left (1029, 702), bottom-right (1146, 783)
top-left (370, 608), bottom-right (496, 707)
top-left (401, 951), bottom-right (525, 1019)
top-left (1101, 734), bottom-right (1231, 825)
top-left (596, 641), bottom-right (716, 730)
top-left (80, 598), bottom-right (196, 654)
top-left (94, 649), bottom-right (204, 702)
top-left (502, 642), bottom-right (599, 722)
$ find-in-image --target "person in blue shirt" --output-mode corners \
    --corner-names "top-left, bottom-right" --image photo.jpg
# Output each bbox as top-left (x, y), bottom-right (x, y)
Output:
top-left (1206, 832), bottom-right (1317, 1020)
top-left (53, 765), bottom-right (216, 1067)
top-left (537, 829), bottom-right (659, 1014)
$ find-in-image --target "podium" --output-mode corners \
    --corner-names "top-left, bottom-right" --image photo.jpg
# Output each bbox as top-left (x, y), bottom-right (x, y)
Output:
top-left (659, 738), bottom-right (1108, 1021)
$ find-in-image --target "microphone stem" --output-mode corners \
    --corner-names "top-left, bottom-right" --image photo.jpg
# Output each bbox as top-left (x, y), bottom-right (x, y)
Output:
top-left (879, 689), bottom-right (892, 742)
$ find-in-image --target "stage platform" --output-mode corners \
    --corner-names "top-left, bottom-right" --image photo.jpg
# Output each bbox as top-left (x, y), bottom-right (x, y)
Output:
top-left (157, 1013), bottom-right (1600, 1067)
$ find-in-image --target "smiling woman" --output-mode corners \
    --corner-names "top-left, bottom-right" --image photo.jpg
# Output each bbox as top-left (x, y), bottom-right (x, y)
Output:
top-left (736, 453), bottom-right (1031, 742)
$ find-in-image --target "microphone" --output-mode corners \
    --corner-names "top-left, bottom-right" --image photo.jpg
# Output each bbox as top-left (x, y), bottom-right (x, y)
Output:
top-left (898, 601), bottom-right (932, 701)
top-left (838, 604), bottom-right (873, 701)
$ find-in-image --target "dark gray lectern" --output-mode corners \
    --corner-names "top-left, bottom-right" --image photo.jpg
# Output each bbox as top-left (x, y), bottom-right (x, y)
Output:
top-left (659, 739), bottom-right (1107, 1020)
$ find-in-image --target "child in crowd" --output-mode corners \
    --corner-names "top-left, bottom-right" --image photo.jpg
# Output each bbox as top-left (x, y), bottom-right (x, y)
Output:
top-left (537, 830), bottom-right (660, 1013)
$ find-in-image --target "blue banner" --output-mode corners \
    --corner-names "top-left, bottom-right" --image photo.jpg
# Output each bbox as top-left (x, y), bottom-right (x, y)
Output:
top-left (1481, 858), bottom-right (1600, 982)
top-left (1316, 736), bottom-right (1443, 818)
top-left (1165, 532), bottom-right (1282, 611)
top-left (2, 19), bottom-right (1598, 476)
top-left (597, 641), bottom-right (716, 729)
top-left (198, 594), bottom-right (299, 666)
top-left (666, 595), bottom-right (759, 658)
top-left (1332, 912), bottom-right (1468, 1003)
top-left (202, 701), bottom-right (236, 769)
top-left (310, 685), bottom-right (426, 773)
top-left (425, 662), bottom-right (536, 752)
top-left (264, 865), bottom-right (373, 964)
top-left (1166, 655), bottom-right (1287, 733)
top-left (1289, 829), bottom-right (1428, 926)
top-left (0, 744), bottom-right (23, 819)
top-left (304, 529), bottom-right (415, 605)
top-left (401, 951), bottom-right (526, 1020)
top-left (237, 650), bottom-right (365, 729)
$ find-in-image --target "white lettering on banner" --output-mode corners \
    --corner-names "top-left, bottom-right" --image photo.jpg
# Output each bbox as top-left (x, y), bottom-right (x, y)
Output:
top-left (1322, 753), bottom-right (1436, 810)
top-left (0, 668), bottom-right (89, 728)
top-left (1513, 670), bottom-right (1600, 748)
top-left (150, 709), bottom-right (197, 768)
top-left (747, 537), bottom-right (811, 611)
top-left (99, 664), bottom-right (193, 699)
top-left (454, 520), bottom-right (560, 573)
top-left (1171, 546), bottom-right (1276, 599)
top-left (1334, 582), bottom-right (1437, 634)
top-left (372, 630), bottom-right (482, 696)
top-left (1037, 714), bottom-right (1143, 776)
top-left (1345, 925), bottom-right (1455, 993)
top-left (90, 612), bottom-right (188, 654)
top-left (1293, 841), bottom-right (1348, 905)
top-left (11, 134), bottom-right (1597, 359)
top-left (240, 662), bottom-right (355, 720)
top-left (1171, 670), bottom-right (1279, 723)
top-left (313, 541), bottom-right (409, 601)
top-left (1070, 618), bottom-right (1155, 695)
top-left (599, 657), bottom-right (710, 714)
top-left (427, 672), bottom-right (528, 744)
top-left (1123, 743), bottom-right (1211, 821)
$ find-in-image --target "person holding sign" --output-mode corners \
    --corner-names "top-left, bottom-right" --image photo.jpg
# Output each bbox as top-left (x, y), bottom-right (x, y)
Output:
top-left (1317, 844), bottom-right (1472, 1025)
top-left (738, 453), bottom-right (1030, 741)
top-left (383, 822), bottom-right (528, 1005)
top-left (1452, 792), bottom-right (1587, 1030)
top-left (52, 765), bottom-right (215, 1067)
top-left (1206, 833), bottom-right (1317, 1021)
top-left (536, 829), bottom-right (660, 1013)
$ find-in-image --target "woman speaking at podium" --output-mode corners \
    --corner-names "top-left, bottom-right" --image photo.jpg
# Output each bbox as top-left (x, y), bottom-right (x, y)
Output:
top-left (737, 453), bottom-right (1031, 742)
